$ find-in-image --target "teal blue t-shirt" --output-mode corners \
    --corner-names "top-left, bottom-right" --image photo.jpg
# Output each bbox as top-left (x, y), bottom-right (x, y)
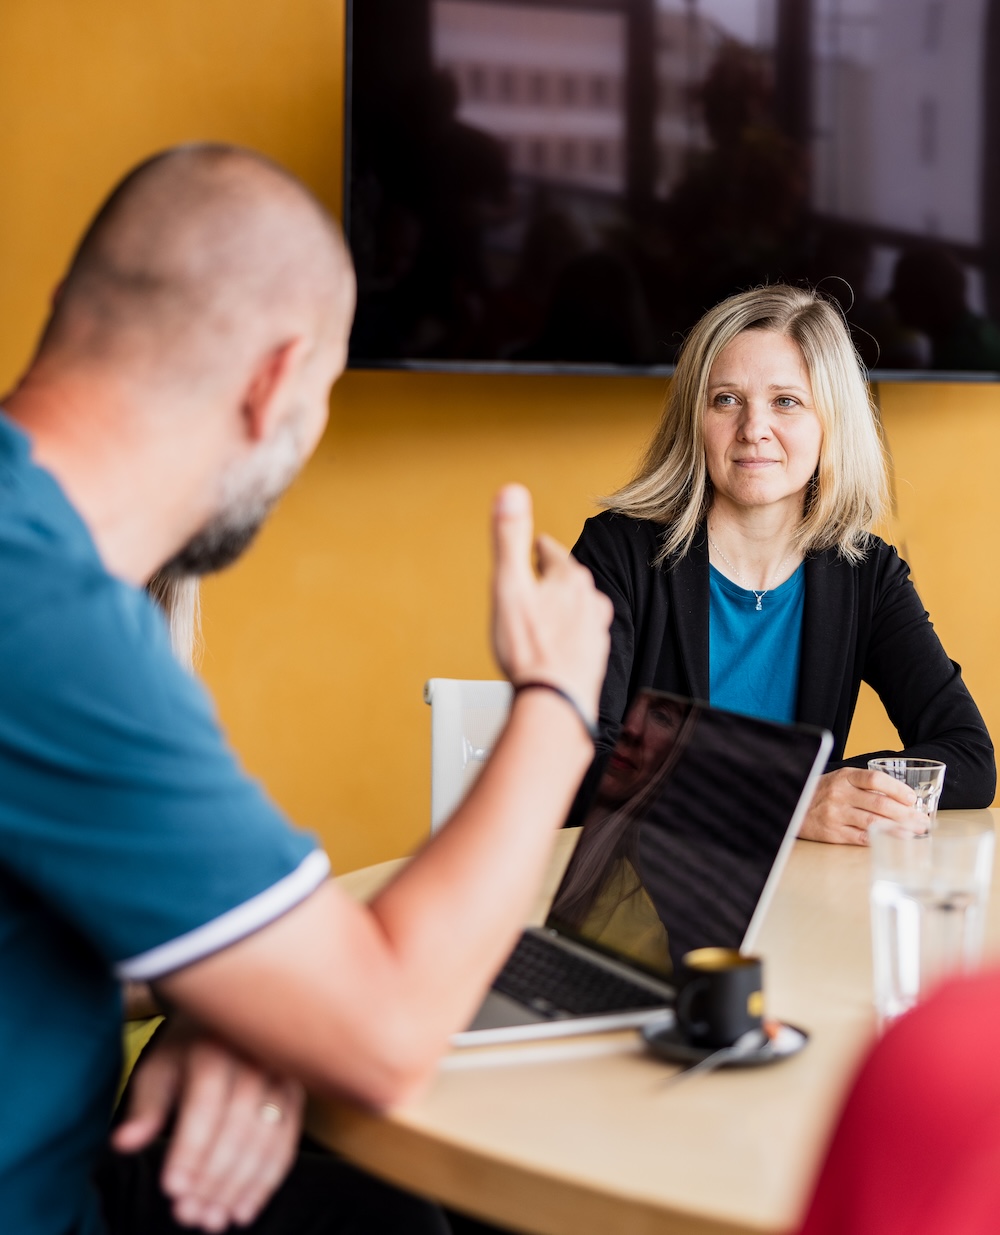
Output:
top-left (709, 562), bottom-right (805, 723)
top-left (0, 412), bottom-right (328, 1234)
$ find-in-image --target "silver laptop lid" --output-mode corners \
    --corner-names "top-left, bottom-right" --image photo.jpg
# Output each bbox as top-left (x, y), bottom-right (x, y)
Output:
top-left (545, 691), bottom-right (833, 981)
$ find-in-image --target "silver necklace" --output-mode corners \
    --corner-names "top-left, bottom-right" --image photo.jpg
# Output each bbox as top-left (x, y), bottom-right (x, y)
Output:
top-left (708, 533), bottom-right (797, 612)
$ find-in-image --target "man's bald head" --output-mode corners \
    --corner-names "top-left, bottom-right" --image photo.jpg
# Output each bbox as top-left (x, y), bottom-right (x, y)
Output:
top-left (13, 145), bottom-right (355, 586)
top-left (38, 144), bottom-right (354, 394)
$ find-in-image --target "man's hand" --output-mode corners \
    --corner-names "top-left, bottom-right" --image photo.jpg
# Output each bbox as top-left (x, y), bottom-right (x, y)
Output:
top-left (112, 1019), bottom-right (304, 1231)
top-left (800, 767), bottom-right (924, 845)
top-left (491, 484), bottom-right (612, 722)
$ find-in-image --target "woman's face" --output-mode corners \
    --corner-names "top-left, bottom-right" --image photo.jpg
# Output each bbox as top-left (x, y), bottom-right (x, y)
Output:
top-left (702, 329), bottom-right (823, 520)
top-left (597, 695), bottom-right (687, 808)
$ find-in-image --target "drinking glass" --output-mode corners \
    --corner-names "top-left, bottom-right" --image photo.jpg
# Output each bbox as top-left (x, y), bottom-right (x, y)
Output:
top-left (869, 816), bottom-right (994, 1026)
top-left (868, 758), bottom-right (946, 826)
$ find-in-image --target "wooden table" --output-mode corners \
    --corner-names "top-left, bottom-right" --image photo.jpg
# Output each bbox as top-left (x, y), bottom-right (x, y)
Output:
top-left (308, 808), bottom-right (1000, 1235)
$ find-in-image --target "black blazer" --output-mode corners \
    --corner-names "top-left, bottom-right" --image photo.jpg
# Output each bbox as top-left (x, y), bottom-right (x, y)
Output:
top-left (572, 511), bottom-right (995, 809)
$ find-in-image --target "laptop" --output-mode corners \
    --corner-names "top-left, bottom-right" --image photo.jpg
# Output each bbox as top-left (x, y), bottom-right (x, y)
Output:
top-left (453, 690), bottom-right (833, 1047)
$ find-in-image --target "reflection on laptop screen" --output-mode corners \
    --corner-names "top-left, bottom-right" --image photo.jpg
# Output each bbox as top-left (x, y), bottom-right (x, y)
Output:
top-left (547, 692), bottom-right (826, 978)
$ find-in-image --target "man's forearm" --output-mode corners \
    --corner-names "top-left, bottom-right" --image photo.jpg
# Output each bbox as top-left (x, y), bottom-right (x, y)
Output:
top-left (156, 487), bottom-right (612, 1108)
top-left (156, 690), bottom-right (592, 1108)
top-left (369, 687), bottom-right (593, 1027)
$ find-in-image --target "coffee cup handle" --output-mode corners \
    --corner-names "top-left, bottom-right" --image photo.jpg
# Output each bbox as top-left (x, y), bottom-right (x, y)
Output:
top-left (676, 977), bottom-right (710, 1041)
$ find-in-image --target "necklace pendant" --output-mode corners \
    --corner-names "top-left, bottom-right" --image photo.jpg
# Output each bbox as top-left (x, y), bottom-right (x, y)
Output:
top-left (754, 594), bottom-right (763, 611)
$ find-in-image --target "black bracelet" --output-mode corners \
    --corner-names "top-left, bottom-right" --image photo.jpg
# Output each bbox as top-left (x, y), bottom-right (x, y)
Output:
top-left (513, 680), bottom-right (599, 744)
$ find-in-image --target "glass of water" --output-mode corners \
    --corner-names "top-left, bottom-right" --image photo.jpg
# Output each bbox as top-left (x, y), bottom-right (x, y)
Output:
top-left (869, 816), bottom-right (994, 1026)
top-left (868, 758), bottom-right (947, 826)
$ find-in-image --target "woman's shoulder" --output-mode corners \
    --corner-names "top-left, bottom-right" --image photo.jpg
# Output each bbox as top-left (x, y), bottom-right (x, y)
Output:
top-left (809, 535), bottom-right (911, 595)
top-left (811, 534), bottom-right (900, 570)
top-left (573, 509), bottom-right (667, 560)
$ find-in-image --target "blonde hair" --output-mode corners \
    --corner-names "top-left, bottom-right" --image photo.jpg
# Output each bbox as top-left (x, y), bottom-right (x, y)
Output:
top-left (146, 573), bottom-right (202, 669)
top-left (608, 285), bottom-right (889, 565)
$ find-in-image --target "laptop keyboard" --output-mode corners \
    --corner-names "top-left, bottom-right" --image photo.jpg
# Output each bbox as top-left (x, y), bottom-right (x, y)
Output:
top-left (493, 930), bottom-right (668, 1018)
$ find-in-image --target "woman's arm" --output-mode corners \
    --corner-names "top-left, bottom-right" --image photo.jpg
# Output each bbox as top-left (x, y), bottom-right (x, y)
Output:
top-left (843, 543), bottom-right (995, 807)
top-left (802, 543), bottom-right (995, 844)
top-left (571, 513), bottom-right (643, 752)
top-left (567, 515), bottom-right (647, 825)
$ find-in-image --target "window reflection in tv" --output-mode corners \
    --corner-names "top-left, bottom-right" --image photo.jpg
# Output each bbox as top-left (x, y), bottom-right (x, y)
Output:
top-left (346, 0), bottom-right (1000, 376)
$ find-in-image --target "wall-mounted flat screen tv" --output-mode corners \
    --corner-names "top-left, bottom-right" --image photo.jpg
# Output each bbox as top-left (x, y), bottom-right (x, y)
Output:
top-left (345, 0), bottom-right (1000, 378)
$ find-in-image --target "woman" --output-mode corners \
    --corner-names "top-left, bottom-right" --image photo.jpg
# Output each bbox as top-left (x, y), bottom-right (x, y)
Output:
top-left (573, 284), bottom-right (994, 844)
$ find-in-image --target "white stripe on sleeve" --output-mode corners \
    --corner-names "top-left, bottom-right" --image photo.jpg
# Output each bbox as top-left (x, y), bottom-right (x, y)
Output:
top-left (114, 848), bottom-right (331, 981)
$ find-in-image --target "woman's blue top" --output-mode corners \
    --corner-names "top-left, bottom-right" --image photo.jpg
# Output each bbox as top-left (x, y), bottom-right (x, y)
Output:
top-left (708, 562), bottom-right (806, 723)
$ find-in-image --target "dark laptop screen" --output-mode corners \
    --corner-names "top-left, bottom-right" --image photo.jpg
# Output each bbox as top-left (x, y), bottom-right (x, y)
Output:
top-left (547, 692), bottom-right (828, 979)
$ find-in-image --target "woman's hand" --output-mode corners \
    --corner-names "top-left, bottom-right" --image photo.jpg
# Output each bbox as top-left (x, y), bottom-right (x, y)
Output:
top-left (112, 1018), bottom-right (304, 1231)
top-left (800, 767), bottom-right (925, 845)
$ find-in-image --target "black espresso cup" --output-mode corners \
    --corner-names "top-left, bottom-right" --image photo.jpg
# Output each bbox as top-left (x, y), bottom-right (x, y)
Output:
top-left (675, 948), bottom-right (764, 1049)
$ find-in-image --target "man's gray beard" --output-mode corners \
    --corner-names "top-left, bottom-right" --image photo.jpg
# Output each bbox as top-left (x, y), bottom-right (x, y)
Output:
top-left (159, 413), bottom-right (306, 578)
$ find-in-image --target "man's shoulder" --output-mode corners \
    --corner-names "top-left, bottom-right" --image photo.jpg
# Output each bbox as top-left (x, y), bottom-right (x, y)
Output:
top-left (0, 417), bottom-right (109, 603)
top-left (0, 519), bottom-right (198, 744)
top-left (0, 509), bottom-right (161, 648)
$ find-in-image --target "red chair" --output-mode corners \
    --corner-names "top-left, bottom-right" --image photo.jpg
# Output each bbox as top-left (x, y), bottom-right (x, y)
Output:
top-left (799, 968), bottom-right (1000, 1234)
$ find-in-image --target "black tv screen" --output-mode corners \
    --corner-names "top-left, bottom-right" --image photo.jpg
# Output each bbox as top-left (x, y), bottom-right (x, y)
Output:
top-left (345, 0), bottom-right (1000, 378)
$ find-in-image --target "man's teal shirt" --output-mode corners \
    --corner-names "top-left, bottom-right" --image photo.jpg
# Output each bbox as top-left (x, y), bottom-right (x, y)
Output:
top-left (0, 412), bottom-right (326, 1233)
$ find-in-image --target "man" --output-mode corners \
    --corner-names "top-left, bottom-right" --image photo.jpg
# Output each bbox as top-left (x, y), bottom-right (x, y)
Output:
top-left (0, 144), bottom-right (612, 1233)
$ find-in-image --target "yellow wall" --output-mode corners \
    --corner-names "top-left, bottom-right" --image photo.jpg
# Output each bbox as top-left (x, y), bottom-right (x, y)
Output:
top-left (2, 0), bottom-right (997, 872)
top-left (0, 0), bottom-right (344, 380)
top-left (874, 381), bottom-right (1000, 753)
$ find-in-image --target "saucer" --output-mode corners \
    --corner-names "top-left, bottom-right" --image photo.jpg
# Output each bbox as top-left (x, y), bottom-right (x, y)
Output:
top-left (641, 1020), bottom-right (809, 1068)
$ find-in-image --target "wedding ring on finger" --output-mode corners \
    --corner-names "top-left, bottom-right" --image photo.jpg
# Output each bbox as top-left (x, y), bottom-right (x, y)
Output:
top-left (258, 1101), bottom-right (283, 1125)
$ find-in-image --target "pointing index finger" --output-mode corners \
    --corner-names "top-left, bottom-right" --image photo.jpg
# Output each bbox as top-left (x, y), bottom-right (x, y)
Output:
top-left (492, 484), bottom-right (535, 587)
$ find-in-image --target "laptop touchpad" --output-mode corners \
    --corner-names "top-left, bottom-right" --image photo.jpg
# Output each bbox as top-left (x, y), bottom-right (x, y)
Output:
top-left (467, 989), bottom-right (546, 1031)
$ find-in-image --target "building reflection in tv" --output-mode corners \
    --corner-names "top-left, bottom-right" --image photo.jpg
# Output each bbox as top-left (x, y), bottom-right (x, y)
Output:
top-left (348, 0), bottom-right (1000, 374)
